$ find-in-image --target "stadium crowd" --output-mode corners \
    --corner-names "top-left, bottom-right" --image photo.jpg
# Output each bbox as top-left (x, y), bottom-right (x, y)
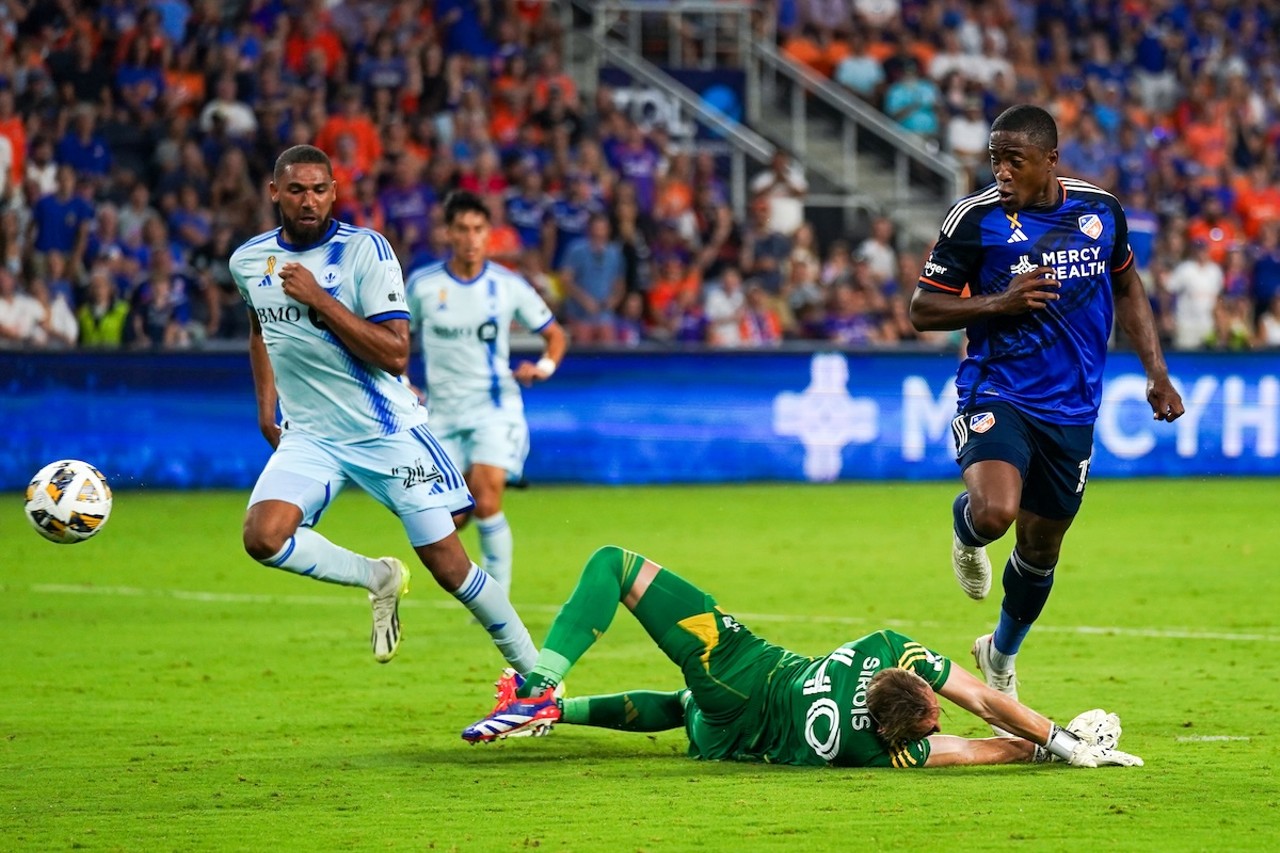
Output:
top-left (0, 0), bottom-right (1278, 352)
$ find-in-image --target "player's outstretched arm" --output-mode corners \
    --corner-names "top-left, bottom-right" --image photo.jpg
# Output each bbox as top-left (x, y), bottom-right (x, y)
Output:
top-left (248, 312), bottom-right (281, 449)
top-left (923, 734), bottom-right (1035, 766)
top-left (1112, 264), bottom-right (1184, 422)
top-left (937, 665), bottom-right (1053, 744)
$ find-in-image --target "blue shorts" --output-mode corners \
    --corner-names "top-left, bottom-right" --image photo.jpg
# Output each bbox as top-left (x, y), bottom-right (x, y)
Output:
top-left (951, 401), bottom-right (1094, 520)
top-left (248, 425), bottom-right (475, 546)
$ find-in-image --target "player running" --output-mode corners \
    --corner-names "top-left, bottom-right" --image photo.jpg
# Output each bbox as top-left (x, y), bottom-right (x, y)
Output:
top-left (460, 546), bottom-right (1143, 770)
top-left (406, 191), bottom-right (566, 593)
top-left (909, 105), bottom-right (1184, 721)
top-left (231, 144), bottom-right (537, 672)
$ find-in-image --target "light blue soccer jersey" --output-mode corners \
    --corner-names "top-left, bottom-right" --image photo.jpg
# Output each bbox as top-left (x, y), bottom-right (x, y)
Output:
top-left (406, 261), bottom-right (555, 417)
top-left (230, 220), bottom-right (429, 443)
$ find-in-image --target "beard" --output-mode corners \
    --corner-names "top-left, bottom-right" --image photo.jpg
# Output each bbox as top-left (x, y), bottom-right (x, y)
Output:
top-left (280, 209), bottom-right (331, 246)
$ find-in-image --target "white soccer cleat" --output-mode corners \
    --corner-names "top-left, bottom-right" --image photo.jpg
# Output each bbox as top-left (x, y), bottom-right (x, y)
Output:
top-left (952, 533), bottom-right (992, 600)
top-left (972, 633), bottom-right (1018, 737)
top-left (370, 557), bottom-right (410, 663)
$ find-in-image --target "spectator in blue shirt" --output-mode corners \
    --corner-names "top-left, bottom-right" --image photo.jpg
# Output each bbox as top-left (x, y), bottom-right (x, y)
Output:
top-left (560, 213), bottom-right (625, 344)
top-left (56, 105), bottom-right (112, 182)
top-left (30, 166), bottom-right (95, 276)
top-left (883, 60), bottom-right (940, 137)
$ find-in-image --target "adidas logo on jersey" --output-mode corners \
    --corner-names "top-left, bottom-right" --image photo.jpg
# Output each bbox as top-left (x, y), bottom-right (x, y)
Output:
top-left (1005, 213), bottom-right (1028, 244)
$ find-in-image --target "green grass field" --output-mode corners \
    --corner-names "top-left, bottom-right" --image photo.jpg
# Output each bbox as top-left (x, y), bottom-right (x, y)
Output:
top-left (2, 480), bottom-right (1277, 851)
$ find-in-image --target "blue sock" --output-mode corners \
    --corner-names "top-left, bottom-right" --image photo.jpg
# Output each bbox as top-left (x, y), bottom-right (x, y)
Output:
top-left (991, 548), bottom-right (1056, 662)
top-left (952, 491), bottom-right (995, 547)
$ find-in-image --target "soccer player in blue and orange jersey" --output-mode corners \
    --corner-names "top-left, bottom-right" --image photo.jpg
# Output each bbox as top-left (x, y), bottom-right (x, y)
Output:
top-left (909, 105), bottom-right (1184, 722)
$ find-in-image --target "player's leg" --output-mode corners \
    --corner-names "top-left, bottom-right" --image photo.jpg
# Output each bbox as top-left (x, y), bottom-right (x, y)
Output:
top-left (951, 403), bottom-right (1032, 600)
top-left (242, 442), bottom-right (386, 592)
top-left (464, 545), bottom-right (722, 741)
top-left (983, 419), bottom-right (1092, 687)
top-left (410, 525), bottom-right (536, 673)
top-left (559, 690), bottom-right (688, 732)
top-left (466, 414), bottom-right (529, 591)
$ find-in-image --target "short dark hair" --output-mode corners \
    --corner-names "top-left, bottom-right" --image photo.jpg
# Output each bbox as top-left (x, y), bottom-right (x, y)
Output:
top-left (990, 104), bottom-right (1058, 151)
top-left (273, 145), bottom-right (333, 183)
top-left (443, 190), bottom-right (490, 224)
top-left (866, 668), bottom-right (936, 744)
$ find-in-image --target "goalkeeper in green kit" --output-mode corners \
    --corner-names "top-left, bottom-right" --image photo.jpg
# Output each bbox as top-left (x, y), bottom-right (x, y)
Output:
top-left (462, 546), bottom-right (1142, 768)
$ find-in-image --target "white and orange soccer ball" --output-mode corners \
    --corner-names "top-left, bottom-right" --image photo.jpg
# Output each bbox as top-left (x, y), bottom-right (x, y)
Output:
top-left (23, 460), bottom-right (113, 544)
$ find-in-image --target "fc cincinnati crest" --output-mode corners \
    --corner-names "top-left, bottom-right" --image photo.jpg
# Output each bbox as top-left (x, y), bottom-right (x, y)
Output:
top-left (970, 412), bottom-right (996, 433)
top-left (1078, 214), bottom-right (1103, 240)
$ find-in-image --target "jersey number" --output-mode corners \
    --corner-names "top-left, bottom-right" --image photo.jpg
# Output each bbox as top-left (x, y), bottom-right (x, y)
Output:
top-left (801, 648), bottom-right (856, 761)
top-left (1075, 458), bottom-right (1091, 494)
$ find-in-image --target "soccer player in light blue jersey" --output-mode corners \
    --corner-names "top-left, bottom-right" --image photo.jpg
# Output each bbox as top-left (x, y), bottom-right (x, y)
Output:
top-left (910, 106), bottom-right (1185, 722)
top-left (406, 191), bottom-right (566, 593)
top-left (230, 145), bottom-right (538, 672)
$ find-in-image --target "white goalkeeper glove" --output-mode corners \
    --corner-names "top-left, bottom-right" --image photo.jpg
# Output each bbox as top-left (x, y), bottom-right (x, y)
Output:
top-left (1067, 708), bottom-right (1123, 751)
top-left (1087, 745), bottom-right (1144, 767)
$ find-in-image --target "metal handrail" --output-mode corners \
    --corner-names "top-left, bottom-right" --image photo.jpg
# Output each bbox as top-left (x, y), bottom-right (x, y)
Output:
top-left (751, 40), bottom-right (963, 201)
top-left (586, 33), bottom-right (775, 216)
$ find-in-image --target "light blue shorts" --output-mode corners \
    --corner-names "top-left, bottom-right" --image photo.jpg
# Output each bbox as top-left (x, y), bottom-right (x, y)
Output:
top-left (433, 408), bottom-right (530, 480)
top-left (248, 425), bottom-right (474, 547)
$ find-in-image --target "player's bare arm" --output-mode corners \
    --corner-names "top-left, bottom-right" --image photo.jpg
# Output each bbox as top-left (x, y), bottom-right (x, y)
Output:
top-left (937, 665), bottom-right (1054, 744)
top-left (514, 320), bottom-right (568, 386)
top-left (247, 311), bottom-right (281, 449)
top-left (278, 261), bottom-right (411, 376)
top-left (909, 266), bottom-right (1061, 331)
top-left (1112, 263), bottom-right (1185, 422)
top-left (923, 734), bottom-right (1035, 766)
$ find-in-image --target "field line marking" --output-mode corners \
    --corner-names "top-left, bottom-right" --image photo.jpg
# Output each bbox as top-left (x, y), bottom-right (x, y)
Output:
top-left (1175, 735), bottom-right (1252, 742)
top-left (24, 583), bottom-right (1280, 643)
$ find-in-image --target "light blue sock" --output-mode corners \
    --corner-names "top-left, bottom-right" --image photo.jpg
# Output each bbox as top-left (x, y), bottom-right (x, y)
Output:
top-left (475, 511), bottom-right (513, 591)
top-left (259, 527), bottom-right (380, 590)
top-left (452, 563), bottom-right (538, 673)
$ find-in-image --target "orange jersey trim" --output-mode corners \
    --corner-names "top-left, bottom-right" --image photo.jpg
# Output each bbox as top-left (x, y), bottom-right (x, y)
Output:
top-left (919, 276), bottom-right (964, 293)
top-left (1112, 248), bottom-right (1135, 273)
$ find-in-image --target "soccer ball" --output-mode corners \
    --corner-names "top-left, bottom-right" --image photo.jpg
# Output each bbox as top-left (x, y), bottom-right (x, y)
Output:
top-left (23, 460), bottom-right (113, 544)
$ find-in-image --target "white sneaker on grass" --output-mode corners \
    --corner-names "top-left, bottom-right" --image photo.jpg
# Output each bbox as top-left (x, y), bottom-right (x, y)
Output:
top-left (972, 633), bottom-right (1017, 737)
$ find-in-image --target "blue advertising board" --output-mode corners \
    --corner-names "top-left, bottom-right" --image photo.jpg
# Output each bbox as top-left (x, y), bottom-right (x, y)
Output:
top-left (1, 350), bottom-right (1278, 490)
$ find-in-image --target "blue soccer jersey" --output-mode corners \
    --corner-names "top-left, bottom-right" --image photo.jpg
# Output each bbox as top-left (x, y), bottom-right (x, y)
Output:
top-left (918, 177), bottom-right (1133, 424)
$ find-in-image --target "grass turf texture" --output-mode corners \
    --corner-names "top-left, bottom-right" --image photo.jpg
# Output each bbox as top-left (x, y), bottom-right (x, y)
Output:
top-left (2, 480), bottom-right (1277, 851)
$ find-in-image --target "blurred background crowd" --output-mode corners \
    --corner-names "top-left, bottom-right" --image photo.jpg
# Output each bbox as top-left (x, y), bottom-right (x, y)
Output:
top-left (1, 0), bottom-right (1279, 352)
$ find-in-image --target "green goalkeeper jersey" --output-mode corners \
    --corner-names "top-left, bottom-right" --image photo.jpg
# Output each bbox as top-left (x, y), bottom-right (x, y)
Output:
top-left (686, 629), bottom-right (952, 768)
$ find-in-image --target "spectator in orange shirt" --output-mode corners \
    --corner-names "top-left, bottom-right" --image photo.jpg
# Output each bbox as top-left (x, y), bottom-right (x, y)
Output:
top-left (284, 15), bottom-right (344, 78)
top-left (531, 50), bottom-right (578, 112)
top-left (484, 193), bottom-right (524, 270)
top-left (314, 88), bottom-right (382, 174)
top-left (740, 283), bottom-right (783, 347)
top-left (647, 254), bottom-right (701, 321)
top-left (0, 89), bottom-right (26, 191)
top-left (1234, 164), bottom-right (1280, 240)
top-left (1187, 195), bottom-right (1241, 266)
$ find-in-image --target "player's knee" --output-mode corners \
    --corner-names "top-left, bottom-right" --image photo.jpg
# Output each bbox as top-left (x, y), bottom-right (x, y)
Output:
top-left (587, 545), bottom-right (626, 579)
top-left (968, 497), bottom-right (1017, 539)
top-left (472, 496), bottom-right (502, 518)
top-left (243, 522), bottom-right (290, 562)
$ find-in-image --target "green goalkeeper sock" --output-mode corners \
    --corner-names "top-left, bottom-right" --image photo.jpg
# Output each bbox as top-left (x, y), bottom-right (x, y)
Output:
top-left (560, 691), bottom-right (687, 732)
top-left (516, 546), bottom-right (646, 698)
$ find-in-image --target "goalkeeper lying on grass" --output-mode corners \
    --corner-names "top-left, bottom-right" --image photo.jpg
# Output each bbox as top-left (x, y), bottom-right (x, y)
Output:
top-left (462, 546), bottom-right (1142, 768)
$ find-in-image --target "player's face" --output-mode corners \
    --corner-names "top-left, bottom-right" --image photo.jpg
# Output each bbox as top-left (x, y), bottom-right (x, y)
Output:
top-left (271, 163), bottom-right (336, 245)
top-left (989, 130), bottom-right (1058, 212)
top-left (447, 210), bottom-right (491, 265)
